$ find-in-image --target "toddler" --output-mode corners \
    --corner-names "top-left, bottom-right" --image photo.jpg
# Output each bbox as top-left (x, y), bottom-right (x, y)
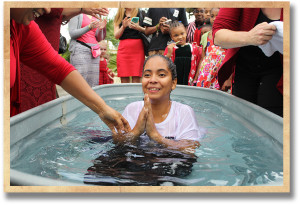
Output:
top-left (99, 40), bottom-right (114, 85)
top-left (164, 21), bottom-right (201, 85)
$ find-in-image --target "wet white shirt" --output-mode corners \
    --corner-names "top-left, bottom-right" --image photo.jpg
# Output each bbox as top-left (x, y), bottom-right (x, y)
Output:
top-left (122, 101), bottom-right (203, 142)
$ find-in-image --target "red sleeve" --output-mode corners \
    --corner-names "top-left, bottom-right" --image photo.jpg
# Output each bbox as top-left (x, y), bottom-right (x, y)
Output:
top-left (212, 8), bottom-right (242, 40)
top-left (163, 47), bottom-right (168, 56)
top-left (164, 47), bottom-right (176, 62)
top-left (19, 21), bottom-right (75, 85)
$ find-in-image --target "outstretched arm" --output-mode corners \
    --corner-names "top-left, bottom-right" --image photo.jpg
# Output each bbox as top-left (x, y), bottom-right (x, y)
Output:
top-left (112, 94), bottom-right (150, 145)
top-left (62, 8), bottom-right (109, 22)
top-left (60, 70), bottom-right (131, 135)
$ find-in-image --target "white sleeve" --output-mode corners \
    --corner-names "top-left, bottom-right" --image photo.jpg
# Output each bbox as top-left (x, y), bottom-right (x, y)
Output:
top-left (176, 105), bottom-right (203, 141)
top-left (122, 102), bottom-right (143, 130)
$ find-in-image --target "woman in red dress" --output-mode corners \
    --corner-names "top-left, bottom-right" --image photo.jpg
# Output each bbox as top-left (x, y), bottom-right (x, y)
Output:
top-left (10, 8), bottom-right (130, 135)
top-left (114, 7), bottom-right (146, 83)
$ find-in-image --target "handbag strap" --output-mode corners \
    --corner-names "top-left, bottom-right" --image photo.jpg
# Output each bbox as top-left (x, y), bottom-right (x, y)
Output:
top-left (76, 40), bottom-right (91, 49)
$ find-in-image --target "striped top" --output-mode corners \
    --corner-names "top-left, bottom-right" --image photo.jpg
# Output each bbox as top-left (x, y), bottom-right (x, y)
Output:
top-left (186, 21), bottom-right (197, 43)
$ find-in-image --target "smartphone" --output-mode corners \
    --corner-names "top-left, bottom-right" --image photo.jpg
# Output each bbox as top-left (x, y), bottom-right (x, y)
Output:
top-left (164, 19), bottom-right (172, 25)
top-left (131, 17), bottom-right (139, 23)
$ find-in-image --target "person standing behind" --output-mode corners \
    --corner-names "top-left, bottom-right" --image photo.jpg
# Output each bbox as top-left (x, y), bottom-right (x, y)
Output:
top-left (186, 8), bottom-right (205, 43)
top-left (195, 8), bottom-right (226, 90)
top-left (203, 8), bottom-right (211, 25)
top-left (20, 8), bottom-right (108, 113)
top-left (193, 8), bottom-right (212, 46)
top-left (98, 40), bottom-right (114, 85)
top-left (143, 8), bottom-right (188, 56)
top-left (164, 21), bottom-right (201, 85)
top-left (10, 8), bottom-right (130, 135)
top-left (213, 8), bottom-right (283, 116)
top-left (69, 13), bottom-right (107, 87)
top-left (114, 7), bottom-right (146, 83)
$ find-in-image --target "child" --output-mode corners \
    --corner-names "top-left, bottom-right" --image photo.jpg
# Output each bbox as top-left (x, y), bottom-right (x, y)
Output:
top-left (200, 24), bottom-right (212, 37)
top-left (98, 40), bottom-right (114, 85)
top-left (192, 8), bottom-right (212, 47)
top-left (203, 8), bottom-right (212, 25)
top-left (195, 8), bottom-right (226, 89)
top-left (164, 21), bottom-right (201, 86)
top-left (113, 55), bottom-right (202, 154)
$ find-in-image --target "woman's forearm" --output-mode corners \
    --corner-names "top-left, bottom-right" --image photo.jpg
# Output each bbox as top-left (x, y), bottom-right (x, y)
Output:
top-left (214, 29), bottom-right (251, 49)
top-left (145, 26), bottom-right (157, 36)
top-left (138, 26), bottom-right (146, 34)
top-left (151, 132), bottom-right (200, 153)
top-left (59, 70), bottom-right (106, 114)
top-left (114, 24), bottom-right (125, 39)
top-left (68, 15), bottom-right (90, 39)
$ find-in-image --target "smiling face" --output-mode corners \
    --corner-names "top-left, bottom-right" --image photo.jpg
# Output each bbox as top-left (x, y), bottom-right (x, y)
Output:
top-left (210, 8), bottom-right (219, 25)
top-left (142, 56), bottom-right (177, 104)
top-left (203, 8), bottom-right (211, 24)
top-left (193, 8), bottom-right (204, 24)
top-left (10, 8), bottom-right (51, 25)
top-left (170, 25), bottom-right (187, 46)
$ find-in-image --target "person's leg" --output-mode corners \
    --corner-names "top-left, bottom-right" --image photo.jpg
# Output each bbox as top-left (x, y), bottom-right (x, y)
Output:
top-left (121, 77), bottom-right (130, 83)
top-left (257, 71), bottom-right (283, 116)
top-left (132, 76), bottom-right (141, 83)
top-left (232, 68), bottom-right (260, 105)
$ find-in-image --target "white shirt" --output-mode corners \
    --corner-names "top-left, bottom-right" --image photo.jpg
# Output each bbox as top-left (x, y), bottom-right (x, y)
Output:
top-left (122, 101), bottom-right (203, 142)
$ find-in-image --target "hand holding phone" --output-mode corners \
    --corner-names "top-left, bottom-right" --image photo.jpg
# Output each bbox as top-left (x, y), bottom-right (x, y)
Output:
top-left (131, 17), bottom-right (139, 23)
top-left (163, 19), bottom-right (172, 26)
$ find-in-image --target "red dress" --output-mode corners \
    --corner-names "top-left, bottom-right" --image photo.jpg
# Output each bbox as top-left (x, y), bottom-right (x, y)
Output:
top-left (99, 59), bottom-right (113, 85)
top-left (164, 43), bottom-right (201, 86)
top-left (19, 9), bottom-right (63, 113)
top-left (10, 19), bottom-right (75, 116)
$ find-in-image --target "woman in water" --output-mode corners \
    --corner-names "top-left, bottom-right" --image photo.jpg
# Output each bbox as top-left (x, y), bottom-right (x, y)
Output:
top-left (85, 55), bottom-right (202, 185)
top-left (113, 54), bottom-right (202, 154)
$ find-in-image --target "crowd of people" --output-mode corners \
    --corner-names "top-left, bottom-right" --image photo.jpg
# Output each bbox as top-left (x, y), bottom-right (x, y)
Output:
top-left (10, 7), bottom-right (284, 153)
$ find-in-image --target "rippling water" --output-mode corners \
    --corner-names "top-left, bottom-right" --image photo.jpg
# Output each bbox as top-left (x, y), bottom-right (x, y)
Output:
top-left (10, 94), bottom-right (283, 186)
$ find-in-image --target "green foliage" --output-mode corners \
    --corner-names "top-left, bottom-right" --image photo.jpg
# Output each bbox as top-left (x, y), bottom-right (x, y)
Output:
top-left (107, 53), bottom-right (117, 73)
top-left (105, 18), bottom-right (119, 48)
top-left (104, 18), bottom-right (118, 74)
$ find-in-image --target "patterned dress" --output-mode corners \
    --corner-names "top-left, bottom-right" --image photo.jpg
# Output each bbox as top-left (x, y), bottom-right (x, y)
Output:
top-left (196, 33), bottom-right (226, 89)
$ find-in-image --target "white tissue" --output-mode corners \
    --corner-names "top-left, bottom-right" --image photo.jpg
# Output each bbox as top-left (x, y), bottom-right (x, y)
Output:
top-left (258, 21), bottom-right (283, 57)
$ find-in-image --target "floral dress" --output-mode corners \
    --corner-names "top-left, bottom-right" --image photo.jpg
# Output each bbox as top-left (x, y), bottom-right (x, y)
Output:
top-left (196, 33), bottom-right (226, 89)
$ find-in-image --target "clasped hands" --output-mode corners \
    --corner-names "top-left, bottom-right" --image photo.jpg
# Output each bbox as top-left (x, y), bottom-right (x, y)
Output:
top-left (87, 8), bottom-right (109, 30)
top-left (112, 94), bottom-right (160, 144)
top-left (89, 18), bottom-right (107, 30)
